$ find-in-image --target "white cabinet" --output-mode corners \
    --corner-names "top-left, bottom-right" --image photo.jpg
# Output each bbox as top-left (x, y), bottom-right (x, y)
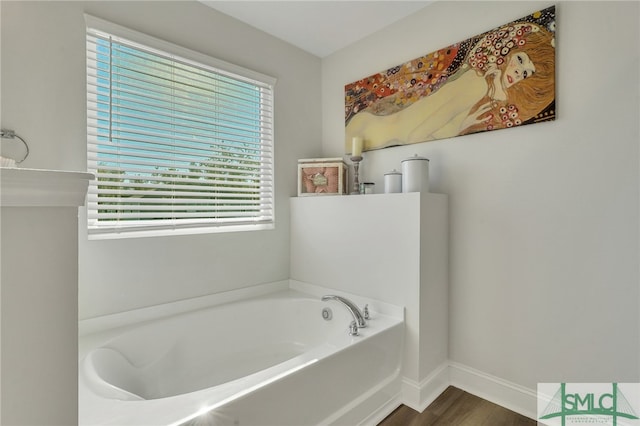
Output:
top-left (1, 168), bottom-right (92, 425)
top-left (290, 192), bottom-right (448, 410)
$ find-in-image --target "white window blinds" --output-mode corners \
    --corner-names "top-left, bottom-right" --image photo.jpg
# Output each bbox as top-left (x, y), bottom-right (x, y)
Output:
top-left (85, 16), bottom-right (275, 238)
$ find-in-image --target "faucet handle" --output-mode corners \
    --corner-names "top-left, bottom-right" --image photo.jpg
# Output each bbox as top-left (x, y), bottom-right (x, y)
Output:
top-left (363, 304), bottom-right (370, 320)
top-left (349, 321), bottom-right (359, 336)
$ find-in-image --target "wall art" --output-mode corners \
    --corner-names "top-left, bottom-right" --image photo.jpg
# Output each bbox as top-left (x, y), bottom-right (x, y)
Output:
top-left (345, 5), bottom-right (556, 152)
top-left (297, 158), bottom-right (348, 196)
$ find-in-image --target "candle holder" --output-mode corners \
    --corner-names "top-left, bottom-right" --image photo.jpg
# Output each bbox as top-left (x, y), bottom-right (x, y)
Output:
top-left (350, 155), bottom-right (363, 194)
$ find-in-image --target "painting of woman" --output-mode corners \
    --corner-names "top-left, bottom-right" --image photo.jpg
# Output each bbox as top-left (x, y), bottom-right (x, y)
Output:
top-left (344, 6), bottom-right (555, 152)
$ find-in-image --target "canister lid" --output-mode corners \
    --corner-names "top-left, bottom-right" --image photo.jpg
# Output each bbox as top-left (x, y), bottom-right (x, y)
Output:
top-left (401, 154), bottom-right (429, 162)
top-left (384, 169), bottom-right (402, 176)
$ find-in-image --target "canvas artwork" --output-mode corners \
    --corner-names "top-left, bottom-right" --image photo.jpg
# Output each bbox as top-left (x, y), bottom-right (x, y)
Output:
top-left (345, 6), bottom-right (556, 153)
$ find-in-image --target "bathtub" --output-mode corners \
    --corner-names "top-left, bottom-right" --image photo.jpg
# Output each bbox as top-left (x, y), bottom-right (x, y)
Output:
top-left (79, 283), bottom-right (404, 425)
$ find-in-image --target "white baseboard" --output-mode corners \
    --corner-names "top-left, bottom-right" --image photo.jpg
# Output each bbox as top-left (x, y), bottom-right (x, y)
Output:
top-left (401, 363), bottom-right (450, 412)
top-left (399, 362), bottom-right (537, 421)
top-left (448, 361), bottom-right (538, 420)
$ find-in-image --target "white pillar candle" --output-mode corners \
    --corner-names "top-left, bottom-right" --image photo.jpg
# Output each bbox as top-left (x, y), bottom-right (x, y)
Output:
top-left (351, 137), bottom-right (363, 157)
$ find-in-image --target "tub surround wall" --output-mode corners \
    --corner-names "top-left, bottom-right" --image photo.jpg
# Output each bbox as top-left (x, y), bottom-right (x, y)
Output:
top-left (79, 280), bottom-right (404, 341)
top-left (290, 192), bottom-right (449, 411)
top-left (1, 168), bottom-right (92, 426)
top-left (321, 0), bottom-right (639, 417)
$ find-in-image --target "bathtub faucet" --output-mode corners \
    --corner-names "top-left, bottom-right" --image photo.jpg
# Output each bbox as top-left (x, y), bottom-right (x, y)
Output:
top-left (321, 295), bottom-right (367, 334)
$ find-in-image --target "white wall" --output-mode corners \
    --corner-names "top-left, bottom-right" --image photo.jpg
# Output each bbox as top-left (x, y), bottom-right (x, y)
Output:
top-left (1, 1), bottom-right (322, 319)
top-left (290, 192), bottom-right (449, 409)
top-left (2, 0), bottom-right (638, 413)
top-left (322, 0), bottom-right (639, 392)
top-left (1, 169), bottom-right (91, 426)
top-left (2, 206), bottom-right (79, 425)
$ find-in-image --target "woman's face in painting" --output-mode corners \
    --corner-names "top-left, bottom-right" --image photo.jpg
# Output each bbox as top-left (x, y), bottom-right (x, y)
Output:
top-left (502, 52), bottom-right (535, 88)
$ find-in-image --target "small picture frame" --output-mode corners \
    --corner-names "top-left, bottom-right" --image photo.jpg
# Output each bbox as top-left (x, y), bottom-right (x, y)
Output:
top-left (297, 158), bottom-right (348, 196)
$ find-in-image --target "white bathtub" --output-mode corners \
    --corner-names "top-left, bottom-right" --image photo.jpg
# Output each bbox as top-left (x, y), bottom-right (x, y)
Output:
top-left (79, 283), bottom-right (404, 425)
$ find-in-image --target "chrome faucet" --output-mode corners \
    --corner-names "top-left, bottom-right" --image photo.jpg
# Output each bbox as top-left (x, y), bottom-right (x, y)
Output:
top-left (321, 295), bottom-right (367, 334)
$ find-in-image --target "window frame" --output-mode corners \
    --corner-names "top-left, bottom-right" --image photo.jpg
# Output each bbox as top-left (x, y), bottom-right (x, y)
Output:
top-left (84, 14), bottom-right (276, 240)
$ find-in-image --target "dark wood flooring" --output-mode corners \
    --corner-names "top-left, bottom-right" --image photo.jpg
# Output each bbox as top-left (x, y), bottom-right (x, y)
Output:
top-left (378, 386), bottom-right (536, 426)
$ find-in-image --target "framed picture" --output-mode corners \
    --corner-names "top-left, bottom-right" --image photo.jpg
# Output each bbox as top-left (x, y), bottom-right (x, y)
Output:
top-left (345, 5), bottom-right (556, 153)
top-left (297, 158), bottom-right (348, 196)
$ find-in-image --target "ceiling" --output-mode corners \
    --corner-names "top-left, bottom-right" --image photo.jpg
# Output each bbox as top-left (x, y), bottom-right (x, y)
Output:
top-left (199, 1), bottom-right (434, 58)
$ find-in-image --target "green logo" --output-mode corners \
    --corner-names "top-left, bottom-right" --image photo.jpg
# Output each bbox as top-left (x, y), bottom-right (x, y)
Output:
top-left (538, 383), bottom-right (639, 426)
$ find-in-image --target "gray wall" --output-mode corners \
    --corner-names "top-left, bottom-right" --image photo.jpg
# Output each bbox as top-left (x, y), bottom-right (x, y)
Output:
top-left (2, 0), bottom-right (638, 412)
top-left (1, 1), bottom-right (322, 319)
top-left (321, 1), bottom-right (639, 391)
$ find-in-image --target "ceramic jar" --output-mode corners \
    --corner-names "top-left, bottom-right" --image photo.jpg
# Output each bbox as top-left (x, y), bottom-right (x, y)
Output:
top-left (401, 154), bottom-right (429, 193)
top-left (384, 169), bottom-right (402, 193)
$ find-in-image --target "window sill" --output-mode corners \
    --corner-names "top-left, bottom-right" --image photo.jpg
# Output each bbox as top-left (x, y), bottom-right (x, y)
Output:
top-left (87, 222), bottom-right (274, 240)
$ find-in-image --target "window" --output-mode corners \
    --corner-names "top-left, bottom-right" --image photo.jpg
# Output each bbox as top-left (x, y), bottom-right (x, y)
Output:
top-left (85, 15), bottom-right (275, 239)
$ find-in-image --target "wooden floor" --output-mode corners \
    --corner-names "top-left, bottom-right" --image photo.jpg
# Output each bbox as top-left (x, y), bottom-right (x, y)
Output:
top-left (378, 386), bottom-right (536, 426)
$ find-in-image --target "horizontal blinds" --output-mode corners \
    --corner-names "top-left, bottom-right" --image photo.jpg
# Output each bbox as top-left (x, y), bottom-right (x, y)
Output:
top-left (86, 23), bottom-right (274, 235)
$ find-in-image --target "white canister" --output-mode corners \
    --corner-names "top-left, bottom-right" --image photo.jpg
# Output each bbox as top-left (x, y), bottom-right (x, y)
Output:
top-left (384, 169), bottom-right (402, 193)
top-left (401, 154), bottom-right (429, 193)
